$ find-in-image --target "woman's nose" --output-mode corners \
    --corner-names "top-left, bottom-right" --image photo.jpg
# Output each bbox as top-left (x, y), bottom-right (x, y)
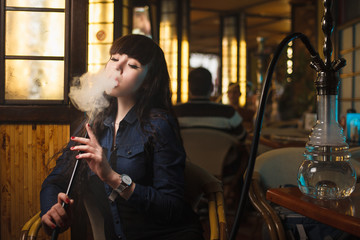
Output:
top-left (115, 55), bottom-right (127, 72)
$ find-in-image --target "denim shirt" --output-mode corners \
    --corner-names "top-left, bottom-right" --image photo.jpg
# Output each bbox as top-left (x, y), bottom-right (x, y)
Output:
top-left (40, 107), bottom-right (187, 239)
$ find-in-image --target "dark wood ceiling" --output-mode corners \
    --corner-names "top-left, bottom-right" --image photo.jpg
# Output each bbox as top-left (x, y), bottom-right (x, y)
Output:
top-left (189, 0), bottom-right (293, 54)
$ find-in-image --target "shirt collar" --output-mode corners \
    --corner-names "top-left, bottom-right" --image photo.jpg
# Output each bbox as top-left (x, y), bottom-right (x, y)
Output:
top-left (104, 106), bottom-right (138, 127)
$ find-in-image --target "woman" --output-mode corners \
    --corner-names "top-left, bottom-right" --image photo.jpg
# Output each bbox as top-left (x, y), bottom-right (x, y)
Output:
top-left (40, 34), bottom-right (204, 240)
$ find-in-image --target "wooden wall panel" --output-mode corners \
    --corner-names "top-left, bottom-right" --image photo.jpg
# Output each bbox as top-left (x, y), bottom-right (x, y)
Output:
top-left (0, 124), bottom-right (71, 240)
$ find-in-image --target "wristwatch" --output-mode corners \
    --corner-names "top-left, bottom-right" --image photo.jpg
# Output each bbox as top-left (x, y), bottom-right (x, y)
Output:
top-left (109, 174), bottom-right (133, 201)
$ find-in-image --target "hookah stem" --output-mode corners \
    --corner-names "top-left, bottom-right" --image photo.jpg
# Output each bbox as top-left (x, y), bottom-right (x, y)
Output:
top-left (51, 130), bottom-right (89, 240)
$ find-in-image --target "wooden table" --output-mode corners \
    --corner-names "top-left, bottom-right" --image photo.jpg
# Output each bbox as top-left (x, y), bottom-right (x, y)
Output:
top-left (266, 185), bottom-right (360, 237)
top-left (259, 127), bottom-right (309, 148)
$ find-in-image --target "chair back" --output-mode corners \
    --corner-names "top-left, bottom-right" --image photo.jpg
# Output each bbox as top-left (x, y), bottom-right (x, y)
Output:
top-left (184, 161), bottom-right (228, 240)
top-left (184, 161), bottom-right (223, 210)
top-left (180, 128), bottom-right (240, 177)
top-left (20, 212), bottom-right (41, 240)
top-left (248, 147), bottom-right (305, 240)
top-left (254, 147), bottom-right (305, 189)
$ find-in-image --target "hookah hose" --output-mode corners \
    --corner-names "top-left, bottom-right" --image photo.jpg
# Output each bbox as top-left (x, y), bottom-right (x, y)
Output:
top-left (51, 131), bottom-right (89, 240)
top-left (229, 32), bottom-right (319, 240)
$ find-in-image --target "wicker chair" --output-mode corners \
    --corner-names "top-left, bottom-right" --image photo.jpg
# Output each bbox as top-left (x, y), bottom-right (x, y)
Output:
top-left (20, 162), bottom-right (228, 240)
top-left (248, 147), bottom-right (305, 240)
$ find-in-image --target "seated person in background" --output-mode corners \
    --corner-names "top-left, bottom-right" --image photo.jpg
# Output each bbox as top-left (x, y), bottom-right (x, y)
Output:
top-left (227, 82), bottom-right (255, 132)
top-left (174, 68), bottom-right (248, 208)
top-left (174, 67), bottom-right (247, 141)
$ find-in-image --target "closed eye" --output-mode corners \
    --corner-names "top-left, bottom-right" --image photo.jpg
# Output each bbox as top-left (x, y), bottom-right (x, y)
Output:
top-left (110, 57), bottom-right (119, 62)
top-left (128, 64), bottom-right (140, 69)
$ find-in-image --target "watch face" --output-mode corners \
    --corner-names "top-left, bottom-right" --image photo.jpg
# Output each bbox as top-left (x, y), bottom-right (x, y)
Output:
top-left (122, 174), bottom-right (132, 186)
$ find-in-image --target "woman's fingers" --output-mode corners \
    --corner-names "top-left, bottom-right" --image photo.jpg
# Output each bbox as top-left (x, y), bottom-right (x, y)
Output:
top-left (70, 123), bottom-right (94, 145)
top-left (70, 123), bottom-right (100, 153)
top-left (70, 124), bottom-right (104, 162)
top-left (70, 144), bottom-right (91, 153)
top-left (76, 152), bottom-right (95, 160)
top-left (70, 135), bottom-right (90, 145)
top-left (52, 205), bottom-right (66, 227)
top-left (53, 193), bottom-right (74, 225)
top-left (85, 123), bottom-right (97, 142)
top-left (41, 214), bottom-right (57, 235)
top-left (41, 204), bottom-right (69, 235)
top-left (58, 192), bottom-right (71, 205)
top-left (69, 123), bottom-right (112, 181)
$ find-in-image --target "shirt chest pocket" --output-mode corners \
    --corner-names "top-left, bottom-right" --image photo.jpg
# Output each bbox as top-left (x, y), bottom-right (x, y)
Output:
top-left (116, 143), bottom-right (144, 159)
top-left (115, 143), bottom-right (148, 179)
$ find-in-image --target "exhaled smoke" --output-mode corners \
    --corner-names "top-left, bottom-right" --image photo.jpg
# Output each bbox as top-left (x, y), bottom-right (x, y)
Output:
top-left (69, 69), bottom-right (117, 124)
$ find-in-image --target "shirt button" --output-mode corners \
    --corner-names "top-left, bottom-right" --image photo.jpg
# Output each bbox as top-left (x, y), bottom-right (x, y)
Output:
top-left (127, 150), bottom-right (132, 155)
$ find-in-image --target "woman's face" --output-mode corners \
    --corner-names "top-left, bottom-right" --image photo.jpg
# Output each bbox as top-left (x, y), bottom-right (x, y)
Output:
top-left (105, 53), bottom-right (148, 98)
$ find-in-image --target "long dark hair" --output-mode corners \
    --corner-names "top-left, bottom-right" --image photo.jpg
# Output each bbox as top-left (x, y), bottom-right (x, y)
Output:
top-left (91, 34), bottom-right (174, 136)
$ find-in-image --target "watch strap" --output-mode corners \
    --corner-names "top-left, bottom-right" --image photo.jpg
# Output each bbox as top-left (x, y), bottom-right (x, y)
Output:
top-left (108, 174), bottom-right (132, 202)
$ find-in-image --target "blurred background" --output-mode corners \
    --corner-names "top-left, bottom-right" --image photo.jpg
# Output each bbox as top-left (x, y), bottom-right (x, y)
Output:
top-left (1, 0), bottom-right (360, 239)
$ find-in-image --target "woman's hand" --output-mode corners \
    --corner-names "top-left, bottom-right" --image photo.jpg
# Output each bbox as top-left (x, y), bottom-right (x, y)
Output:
top-left (70, 123), bottom-right (118, 185)
top-left (41, 193), bottom-right (74, 235)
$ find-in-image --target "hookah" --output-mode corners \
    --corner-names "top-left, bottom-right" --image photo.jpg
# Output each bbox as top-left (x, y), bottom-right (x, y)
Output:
top-left (296, 0), bottom-right (356, 200)
top-left (229, 0), bottom-right (357, 239)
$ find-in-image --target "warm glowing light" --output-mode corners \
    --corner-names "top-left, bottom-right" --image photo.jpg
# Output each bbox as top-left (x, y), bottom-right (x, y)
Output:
top-left (6, 0), bottom-right (65, 8)
top-left (89, 2), bottom-right (114, 23)
top-left (5, 60), bottom-right (64, 100)
top-left (286, 43), bottom-right (293, 78)
top-left (287, 47), bottom-right (293, 58)
top-left (222, 38), bottom-right (230, 103)
top-left (87, 1), bottom-right (114, 71)
top-left (160, 19), bottom-right (178, 104)
top-left (181, 40), bottom-right (189, 103)
top-left (159, 0), bottom-right (189, 104)
top-left (239, 40), bottom-right (247, 106)
top-left (287, 60), bottom-right (293, 67)
top-left (88, 64), bottom-right (106, 73)
top-left (222, 37), bottom-right (238, 104)
top-left (231, 38), bottom-right (237, 83)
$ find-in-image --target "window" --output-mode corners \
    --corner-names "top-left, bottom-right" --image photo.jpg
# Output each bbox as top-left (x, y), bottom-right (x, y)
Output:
top-left (338, 21), bottom-right (360, 114)
top-left (189, 53), bottom-right (220, 96)
top-left (1, 0), bottom-right (69, 103)
top-left (337, 0), bottom-right (360, 115)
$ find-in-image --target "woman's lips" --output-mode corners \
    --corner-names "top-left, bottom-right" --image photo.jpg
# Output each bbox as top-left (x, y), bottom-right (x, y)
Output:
top-left (113, 77), bottom-right (120, 87)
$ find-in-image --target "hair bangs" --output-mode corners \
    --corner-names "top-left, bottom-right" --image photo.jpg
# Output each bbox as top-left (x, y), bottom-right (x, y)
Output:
top-left (110, 34), bottom-right (156, 65)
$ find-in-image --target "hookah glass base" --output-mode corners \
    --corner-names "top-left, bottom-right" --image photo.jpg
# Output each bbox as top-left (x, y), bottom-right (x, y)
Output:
top-left (298, 144), bottom-right (356, 199)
